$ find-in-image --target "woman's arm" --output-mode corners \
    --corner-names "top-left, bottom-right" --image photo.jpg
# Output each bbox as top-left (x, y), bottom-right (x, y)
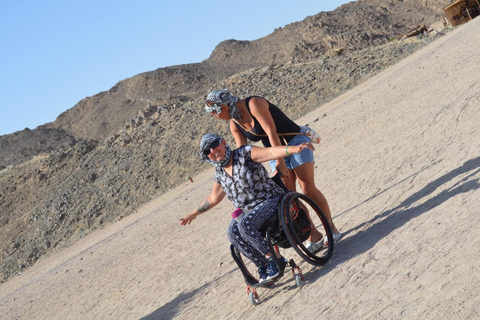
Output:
top-left (250, 143), bottom-right (315, 164)
top-left (180, 182), bottom-right (225, 225)
top-left (248, 97), bottom-right (289, 176)
top-left (230, 120), bottom-right (248, 147)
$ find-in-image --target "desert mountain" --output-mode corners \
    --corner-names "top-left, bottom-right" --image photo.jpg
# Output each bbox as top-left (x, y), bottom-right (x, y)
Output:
top-left (46, 0), bottom-right (450, 142)
top-left (1, 0), bottom-right (453, 282)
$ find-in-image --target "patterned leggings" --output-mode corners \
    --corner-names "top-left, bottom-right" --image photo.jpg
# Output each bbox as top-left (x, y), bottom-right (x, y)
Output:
top-left (227, 195), bottom-right (280, 267)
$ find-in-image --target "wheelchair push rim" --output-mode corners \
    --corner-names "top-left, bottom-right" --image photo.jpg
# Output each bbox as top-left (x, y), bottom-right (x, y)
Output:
top-left (279, 192), bottom-right (334, 266)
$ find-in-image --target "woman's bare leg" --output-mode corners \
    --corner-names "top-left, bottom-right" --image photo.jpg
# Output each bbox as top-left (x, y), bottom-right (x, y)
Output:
top-left (293, 162), bottom-right (339, 234)
top-left (282, 168), bottom-right (324, 242)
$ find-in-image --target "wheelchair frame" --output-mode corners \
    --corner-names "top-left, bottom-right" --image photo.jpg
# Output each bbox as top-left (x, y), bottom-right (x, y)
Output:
top-left (230, 191), bottom-right (334, 305)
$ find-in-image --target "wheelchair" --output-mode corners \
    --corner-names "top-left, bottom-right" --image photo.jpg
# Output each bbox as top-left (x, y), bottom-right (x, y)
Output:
top-left (230, 188), bottom-right (334, 306)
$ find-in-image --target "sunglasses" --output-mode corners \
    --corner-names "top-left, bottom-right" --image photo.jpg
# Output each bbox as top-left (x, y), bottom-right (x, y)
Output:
top-left (204, 95), bottom-right (217, 107)
top-left (205, 100), bottom-right (216, 107)
top-left (203, 139), bottom-right (221, 156)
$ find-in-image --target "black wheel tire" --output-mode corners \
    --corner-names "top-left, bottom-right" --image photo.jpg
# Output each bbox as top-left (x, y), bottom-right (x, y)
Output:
top-left (279, 192), bottom-right (334, 266)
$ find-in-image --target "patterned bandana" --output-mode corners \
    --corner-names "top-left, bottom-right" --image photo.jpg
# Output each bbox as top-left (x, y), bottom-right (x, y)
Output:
top-left (204, 89), bottom-right (242, 121)
top-left (200, 133), bottom-right (232, 168)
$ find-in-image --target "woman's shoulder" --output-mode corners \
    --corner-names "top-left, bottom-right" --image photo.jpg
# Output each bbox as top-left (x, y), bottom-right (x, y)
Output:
top-left (246, 96), bottom-right (271, 114)
top-left (234, 145), bottom-right (253, 160)
top-left (236, 145), bottom-right (252, 154)
top-left (246, 96), bottom-right (267, 103)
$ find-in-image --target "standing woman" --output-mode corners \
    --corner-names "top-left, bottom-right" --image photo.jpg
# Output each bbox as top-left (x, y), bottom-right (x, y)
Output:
top-left (204, 89), bottom-right (342, 247)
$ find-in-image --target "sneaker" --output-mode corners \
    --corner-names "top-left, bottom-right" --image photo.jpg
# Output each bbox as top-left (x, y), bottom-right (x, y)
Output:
top-left (258, 263), bottom-right (268, 282)
top-left (259, 256), bottom-right (288, 283)
top-left (265, 257), bottom-right (280, 282)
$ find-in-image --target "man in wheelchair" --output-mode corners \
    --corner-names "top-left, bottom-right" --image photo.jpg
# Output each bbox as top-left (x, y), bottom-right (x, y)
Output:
top-left (180, 133), bottom-right (315, 283)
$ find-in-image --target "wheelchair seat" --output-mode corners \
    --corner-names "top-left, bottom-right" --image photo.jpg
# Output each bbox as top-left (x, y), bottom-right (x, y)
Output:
top-left (259, 194), bottom-right (312, 249)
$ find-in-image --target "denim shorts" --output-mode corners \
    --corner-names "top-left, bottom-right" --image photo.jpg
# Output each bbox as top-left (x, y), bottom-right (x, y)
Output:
top-left (269, 126), bottom-right (314, 172)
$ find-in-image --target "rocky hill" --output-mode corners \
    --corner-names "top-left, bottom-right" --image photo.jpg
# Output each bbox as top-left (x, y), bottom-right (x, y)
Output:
top-left (47, 0), bottom-right (450, 142)
top-left (0, 127), bottom-right (77, 171)
top-left (0, 0), bottom-right (452, 169)
top-left (0, 0), bottom-right (453, 282)
top-left (0, 0), bottom-right (451, 151)
top-left (208, 0), bottom-right (448, 65)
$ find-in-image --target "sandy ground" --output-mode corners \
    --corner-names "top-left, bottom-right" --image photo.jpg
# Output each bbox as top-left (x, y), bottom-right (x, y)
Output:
top-left (2, 17), bottom-right (480, 320)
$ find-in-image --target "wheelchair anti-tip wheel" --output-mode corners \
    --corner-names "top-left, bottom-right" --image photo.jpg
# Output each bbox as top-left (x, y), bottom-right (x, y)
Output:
top-left (294, 273), bottom-right (305, 288)
top-left (247, 288), bottom-right (261, 306)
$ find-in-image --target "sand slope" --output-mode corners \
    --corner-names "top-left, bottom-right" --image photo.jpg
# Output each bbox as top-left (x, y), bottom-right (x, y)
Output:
top-left (1, 17), bottom-right (480, 320)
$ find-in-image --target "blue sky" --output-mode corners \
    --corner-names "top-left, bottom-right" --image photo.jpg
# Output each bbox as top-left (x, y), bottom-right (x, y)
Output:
top-left (0, 0), bottom-right (350, 136)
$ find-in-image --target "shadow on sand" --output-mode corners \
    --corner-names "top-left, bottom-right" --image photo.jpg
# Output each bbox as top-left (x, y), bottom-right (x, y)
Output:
top-left (140, 283), bottom-right (208, 320)
top-left (310, 155), bottom-right (480, 279)
top-left (141, 264), bottom-right (238, 319)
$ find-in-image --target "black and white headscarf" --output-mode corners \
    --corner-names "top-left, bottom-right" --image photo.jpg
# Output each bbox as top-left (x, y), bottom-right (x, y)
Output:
top-left (204, 89), bottom-right (241, 121)
top-left (200, 133), bottom-right (232, 168)
top-left (213, 145), bottom-right (284, 211)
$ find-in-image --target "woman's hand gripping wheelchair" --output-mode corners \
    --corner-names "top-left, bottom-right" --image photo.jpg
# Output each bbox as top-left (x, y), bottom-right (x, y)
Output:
top-left (230, 175), bottom-right (335, 306)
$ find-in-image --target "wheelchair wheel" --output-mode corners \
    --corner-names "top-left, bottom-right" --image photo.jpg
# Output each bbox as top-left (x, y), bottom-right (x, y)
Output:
top-left (230, 245), bottom-right (260, 286)
top-left (279, 192), bottom-right (334, 266)
top-left (231, 244), bottom-right (282, 288)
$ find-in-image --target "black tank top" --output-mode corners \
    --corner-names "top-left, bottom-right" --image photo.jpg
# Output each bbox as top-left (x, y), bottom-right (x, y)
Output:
top-left (234, 96), bottom-right (301, 147)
